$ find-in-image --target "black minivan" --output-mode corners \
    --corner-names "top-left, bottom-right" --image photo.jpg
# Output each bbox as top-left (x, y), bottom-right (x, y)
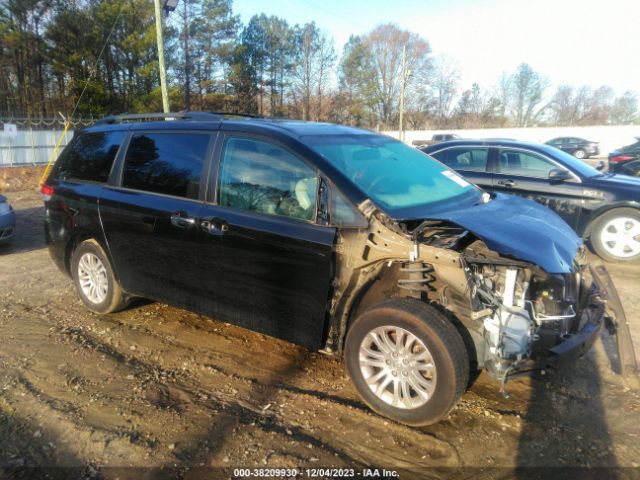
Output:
top-left (42, 113), bottom-right (625, 426)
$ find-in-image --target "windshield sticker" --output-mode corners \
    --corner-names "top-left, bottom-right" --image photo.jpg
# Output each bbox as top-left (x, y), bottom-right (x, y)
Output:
top-left (441, 170), bottom-right (471, 188)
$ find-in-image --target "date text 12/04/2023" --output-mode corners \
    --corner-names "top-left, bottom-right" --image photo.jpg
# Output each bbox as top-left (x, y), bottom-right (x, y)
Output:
top-left (232, 468), bottom-right (399, 477)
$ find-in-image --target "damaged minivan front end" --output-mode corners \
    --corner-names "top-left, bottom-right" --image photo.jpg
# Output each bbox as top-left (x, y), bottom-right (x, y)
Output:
top-left (305, 130), bottom-right (637, 424)
top-left (325, 193), bottom-right (628, 395)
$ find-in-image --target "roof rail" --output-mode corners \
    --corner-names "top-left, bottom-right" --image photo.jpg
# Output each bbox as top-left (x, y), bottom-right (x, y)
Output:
top-left (208, 111), bottom-right (263, 118)
top-left (94, 111), bottom-right (222, 125)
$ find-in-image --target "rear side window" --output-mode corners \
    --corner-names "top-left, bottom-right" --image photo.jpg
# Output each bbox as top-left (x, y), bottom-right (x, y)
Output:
top-left (56, 131), bottom-right (124, 182)
top-left (122, 132), bottom-right (210, 200)
top-left (434, 147), bottom-right (488, 172)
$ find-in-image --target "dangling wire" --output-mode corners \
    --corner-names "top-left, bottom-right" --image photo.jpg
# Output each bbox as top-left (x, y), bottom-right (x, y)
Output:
top-left (39, 1), bottom-right (127, 186)
top-left (70, 1), bottom-right (127, 120)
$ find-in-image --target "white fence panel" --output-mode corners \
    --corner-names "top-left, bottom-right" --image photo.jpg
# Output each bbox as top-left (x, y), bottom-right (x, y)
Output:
top-left (385, 125), bottom-right (640, 158)
top-left (0, 129), bottom-right (74, 166)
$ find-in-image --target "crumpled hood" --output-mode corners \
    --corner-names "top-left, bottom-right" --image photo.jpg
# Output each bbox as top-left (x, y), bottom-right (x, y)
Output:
top-left (423, 193), bottom-right (581, 273)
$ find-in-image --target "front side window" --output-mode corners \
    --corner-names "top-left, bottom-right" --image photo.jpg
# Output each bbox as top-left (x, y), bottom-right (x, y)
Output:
top-left (56, 131), bottom-right (124, 182)
top-left (435, 147), bottom-right (488, 172)
top-left (218, 137), bottom-right (318, 221)
top-left (122, 132), bottom-right (210, 199)
top-left (331, 188), bottom-right (366, 227)
top-left (498, 150), bottom-right (558, 178)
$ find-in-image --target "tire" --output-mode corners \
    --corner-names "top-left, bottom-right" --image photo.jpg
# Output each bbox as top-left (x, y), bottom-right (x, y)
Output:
top-left (573, 149), bottom-right (586, 159)
top-left (589, 208), bottom-right (640, 263)
top-left (71, 239), bottom-right (129, 314)
top-left (344, 298), bottom-right (469, 426)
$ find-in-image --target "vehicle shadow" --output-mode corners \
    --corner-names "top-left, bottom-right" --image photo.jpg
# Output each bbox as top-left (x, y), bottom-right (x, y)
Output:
top-left (168, 349), bottom-right (374, 478)
top-left (0, 400), bottom-right (88, 480)
top-left (515, 344), bottom-right (618, 478)
top-left (0, 206), bottom-right (46, 256)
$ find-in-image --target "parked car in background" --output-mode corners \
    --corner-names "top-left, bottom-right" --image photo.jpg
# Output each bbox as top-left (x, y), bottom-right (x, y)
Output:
top-left (0, 194), bottom-right (15, 245)
top-left (608, 137), bottom-right (640, 176)
top-left (42, 112), bottom-right (615, 426)
top-left (422, 139), bottom-right (640, 263)
top-left (546, 137), bottom-right (600, 159)
top-left (411, 133), bottom-right (461, 148)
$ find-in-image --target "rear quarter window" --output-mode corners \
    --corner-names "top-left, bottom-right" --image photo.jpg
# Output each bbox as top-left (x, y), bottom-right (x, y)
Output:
top-left (55, 131), bottom-right (124, 182)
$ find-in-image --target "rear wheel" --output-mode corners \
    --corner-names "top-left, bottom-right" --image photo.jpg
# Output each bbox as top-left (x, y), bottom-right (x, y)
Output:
top-left (574, 149), bottom-right (586, 159)
top-left (344, 298), bottom-right (469, 426)
top-left (71, 239), bottom-right (129, 313)
top-left (590, 208), bottom-right (640, 263)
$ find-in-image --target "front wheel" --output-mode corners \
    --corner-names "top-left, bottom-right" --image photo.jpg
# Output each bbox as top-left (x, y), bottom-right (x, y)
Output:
top-left (590, 208), bottom-right (640, 262)
top-left (574, 149), bottom-right (586, 159)
top-left (71, 239), bottom-right (129, 313)
top-left (344, 298), bottom-right (469, 426)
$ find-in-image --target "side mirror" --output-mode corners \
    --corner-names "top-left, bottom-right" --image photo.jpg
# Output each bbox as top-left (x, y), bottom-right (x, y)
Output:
top-left (596, 160), bottom-right (605, 171)
top-left (548, 168), bottom-right (571, 181)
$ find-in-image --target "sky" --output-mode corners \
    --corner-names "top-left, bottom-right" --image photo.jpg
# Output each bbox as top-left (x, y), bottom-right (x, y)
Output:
top-left (233, 0), bottom-right (640, 95)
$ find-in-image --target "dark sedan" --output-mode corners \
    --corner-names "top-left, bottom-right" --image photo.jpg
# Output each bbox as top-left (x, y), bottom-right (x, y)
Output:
top-left (608, 137), bottom-right (640, 176)
top-left (546, 137), bottom-right (600, 159)
top-left (422, 139), bottom-right (640, 262)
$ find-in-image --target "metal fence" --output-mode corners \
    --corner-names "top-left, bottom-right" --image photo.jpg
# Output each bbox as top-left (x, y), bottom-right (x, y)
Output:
top-left (0, 118), bottom-right (94, 167)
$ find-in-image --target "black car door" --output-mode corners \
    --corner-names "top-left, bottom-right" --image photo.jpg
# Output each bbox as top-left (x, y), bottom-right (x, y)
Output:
top-left (193, 133), bottom-right (336, 350)
top-left (428, 146), bottom-right (493, 188)
top-left (99, 130), bottom-right (215, 306)
top-left (491, 148), bottom-right (584, 229)
top-left (560, 138), bottom-right (574, 154)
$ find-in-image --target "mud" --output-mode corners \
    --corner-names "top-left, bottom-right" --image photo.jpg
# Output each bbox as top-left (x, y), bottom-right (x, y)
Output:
top-left (0, 189), bottom-right (639, 479)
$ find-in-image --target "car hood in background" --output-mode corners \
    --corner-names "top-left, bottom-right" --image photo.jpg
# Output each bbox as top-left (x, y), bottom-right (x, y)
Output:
top-left (420, 193), bottom-right (581, 273)
top-left (587, 172), bottom-right (640, 190)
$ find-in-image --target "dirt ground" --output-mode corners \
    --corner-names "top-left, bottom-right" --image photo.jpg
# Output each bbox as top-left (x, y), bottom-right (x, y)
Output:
top-left (0, 166), bottom-right (46, 193)
top-left (1, 187), bottom-right (639, 480)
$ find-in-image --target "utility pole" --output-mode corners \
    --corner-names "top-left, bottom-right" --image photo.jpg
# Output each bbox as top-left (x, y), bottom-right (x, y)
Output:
top-left (399, 44), bottom-right (406, 142)
top-left (154, 0), bottom-right (170, 113)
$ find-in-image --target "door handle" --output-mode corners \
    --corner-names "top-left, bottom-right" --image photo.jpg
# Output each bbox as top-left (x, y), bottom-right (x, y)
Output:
top-left (497, 179), bottom-right (516, 187)
top-left (170, 212), bottom-right (196, 228)
top-left (201, 217), bottom-right (229, 236)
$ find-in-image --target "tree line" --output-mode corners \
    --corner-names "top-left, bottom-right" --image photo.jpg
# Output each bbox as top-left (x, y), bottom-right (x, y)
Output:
top-left (1, 0), bottom-right (638, 129)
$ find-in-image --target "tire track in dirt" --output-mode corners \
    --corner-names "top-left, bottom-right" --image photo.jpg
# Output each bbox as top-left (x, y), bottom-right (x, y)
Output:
top-left (51, 317), bottom-right (462, 469)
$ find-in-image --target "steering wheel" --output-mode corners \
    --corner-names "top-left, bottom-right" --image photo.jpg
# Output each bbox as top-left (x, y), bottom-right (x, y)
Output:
top-left (276, 191), bottom-right (292, 211)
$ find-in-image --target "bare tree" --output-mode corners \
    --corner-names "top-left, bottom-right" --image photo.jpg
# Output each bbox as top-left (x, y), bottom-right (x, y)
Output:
top-left (292, 22), bottom-right (335, 121)
top-left (363, 23), bottom-right (432, 127)
top-left (611, 91), bottom-right (639, 124)
top-left (508, 63), bottom-right (548, 127)
top-left (430, 54), bottom-right (460, 126)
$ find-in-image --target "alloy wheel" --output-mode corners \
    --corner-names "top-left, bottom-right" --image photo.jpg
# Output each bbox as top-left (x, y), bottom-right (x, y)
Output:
top-left (359, 326), bottom-right (437, 409)
top-left (77, 252), bottom-right (109, 304)
top-left (600, 217), bottom-right (640, 258)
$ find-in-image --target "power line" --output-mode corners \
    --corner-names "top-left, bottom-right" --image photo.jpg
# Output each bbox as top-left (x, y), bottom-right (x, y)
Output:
top-left (70, 1), bottom-right (127, 119)
top-left (296, 0), bottom-right (370, 32)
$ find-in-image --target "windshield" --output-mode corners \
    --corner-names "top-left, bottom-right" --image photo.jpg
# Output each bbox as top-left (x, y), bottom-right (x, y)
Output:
top-left (303, 134), bottom-right (481, 215)
top-left (539, 144), bottom-right (601, 177)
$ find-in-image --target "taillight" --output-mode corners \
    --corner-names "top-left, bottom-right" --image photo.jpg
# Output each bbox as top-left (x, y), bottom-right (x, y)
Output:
top-left (610, 155), bottom-right (634, 163)
top-left (41, 184), bottom-right (55, 201)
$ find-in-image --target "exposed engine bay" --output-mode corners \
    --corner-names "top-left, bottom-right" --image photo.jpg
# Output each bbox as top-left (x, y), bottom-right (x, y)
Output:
top-left (326, 204), bottom-right (638, 392)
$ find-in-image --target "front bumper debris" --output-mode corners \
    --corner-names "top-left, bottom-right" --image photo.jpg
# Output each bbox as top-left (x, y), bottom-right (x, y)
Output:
top-left (590, 262), bottom-right (639, 378)
top-left (547, 312), bottom-right (603, 368)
